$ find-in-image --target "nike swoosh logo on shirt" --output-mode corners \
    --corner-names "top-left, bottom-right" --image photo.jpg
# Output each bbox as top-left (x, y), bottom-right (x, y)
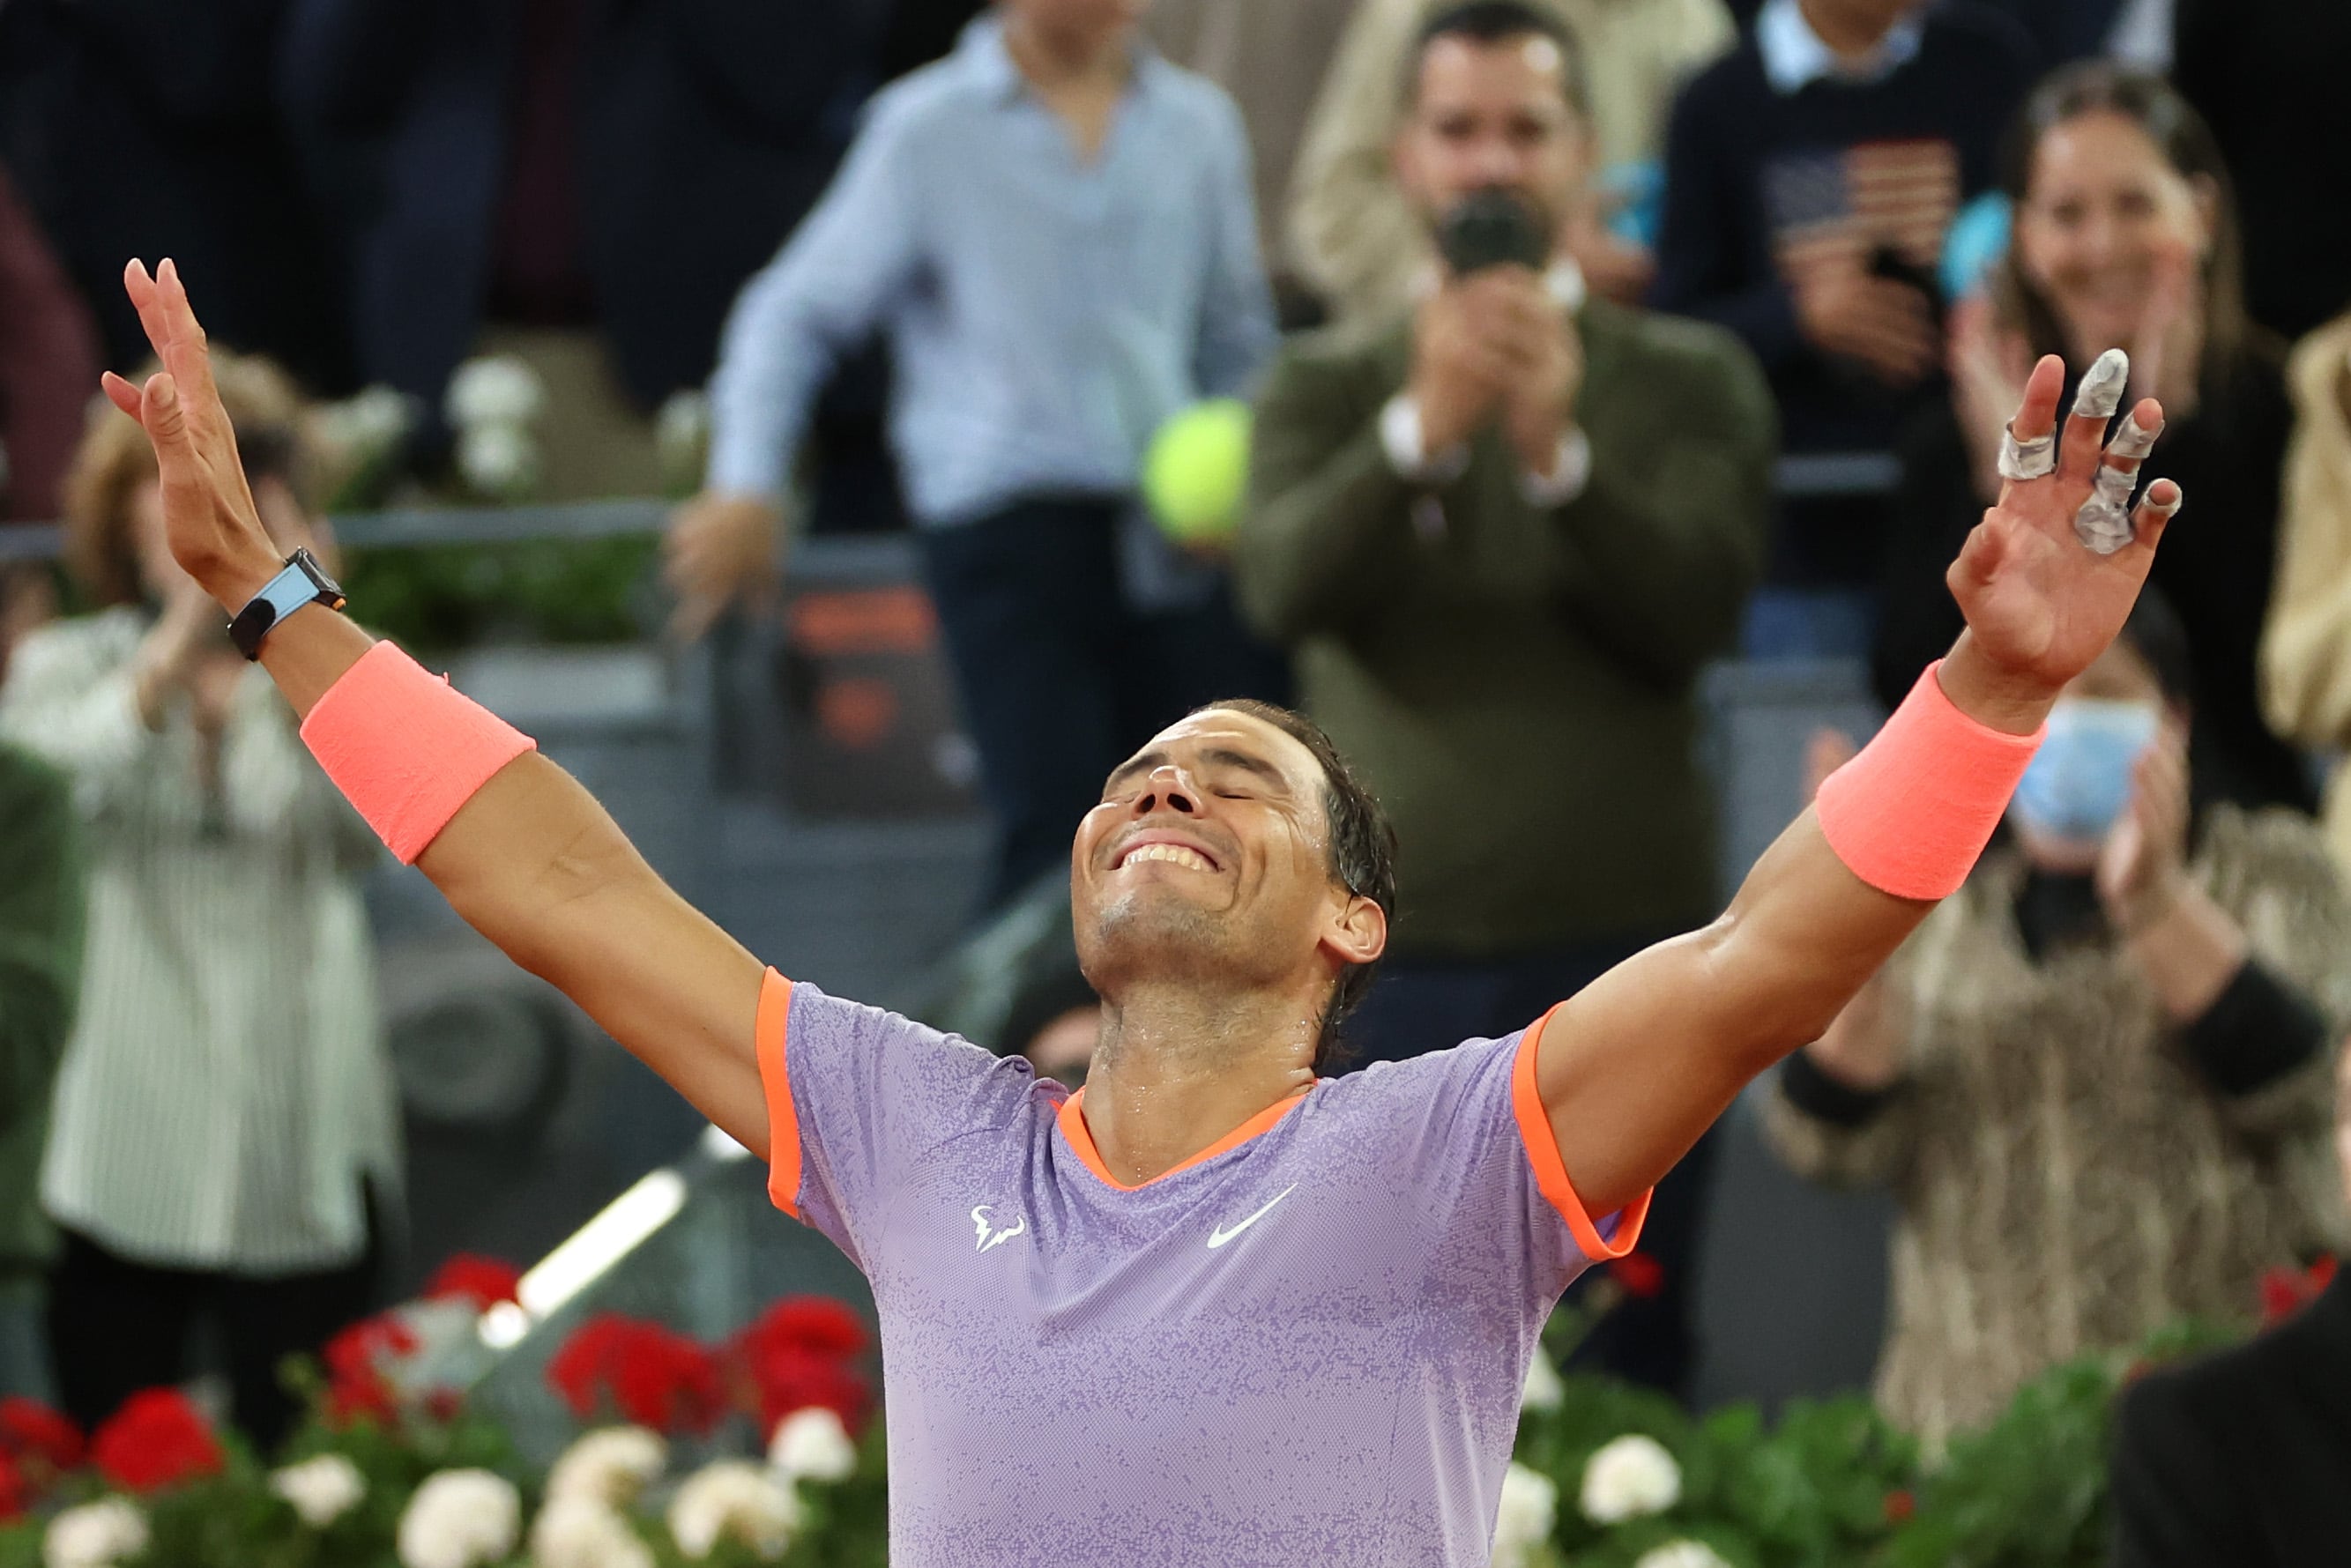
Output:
top-left (1207, 1184), bottom-right (1298, 1250)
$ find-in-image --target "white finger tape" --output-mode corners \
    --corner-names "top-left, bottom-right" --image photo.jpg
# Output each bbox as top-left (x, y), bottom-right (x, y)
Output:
top-left (2107, 410), bottom-right (2161, 460)
top-left (1997, 424), bottom-right (2057, 480)
top-left (2072, 348), bottom-right (2131, 420)
top-left (2073, 462), bottom-right (2139, 554)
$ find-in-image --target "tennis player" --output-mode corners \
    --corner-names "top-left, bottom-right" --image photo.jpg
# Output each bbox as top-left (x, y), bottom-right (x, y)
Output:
top-left (103, 258), bottom-right (2177, 1566)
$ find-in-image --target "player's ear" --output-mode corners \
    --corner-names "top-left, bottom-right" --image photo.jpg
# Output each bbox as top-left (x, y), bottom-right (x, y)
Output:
top-left (1325, 893), bottom-right (1386, 970)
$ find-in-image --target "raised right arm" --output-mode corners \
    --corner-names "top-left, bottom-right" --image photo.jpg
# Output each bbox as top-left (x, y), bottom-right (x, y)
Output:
top-left (106, 259), bottom-right (772, 1152)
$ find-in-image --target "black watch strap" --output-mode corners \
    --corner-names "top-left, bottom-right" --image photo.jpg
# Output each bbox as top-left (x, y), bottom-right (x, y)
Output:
top-left (227, 547), bottom-right (346, 660)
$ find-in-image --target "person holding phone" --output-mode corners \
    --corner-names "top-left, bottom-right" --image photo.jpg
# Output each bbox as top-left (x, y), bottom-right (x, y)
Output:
top-left (1235, 0), bottom-right (1774, 1399)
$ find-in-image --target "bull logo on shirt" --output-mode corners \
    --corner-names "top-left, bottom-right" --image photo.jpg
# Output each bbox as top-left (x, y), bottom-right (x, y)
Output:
top-left (971, 1205), bottom-right (1027, 1253)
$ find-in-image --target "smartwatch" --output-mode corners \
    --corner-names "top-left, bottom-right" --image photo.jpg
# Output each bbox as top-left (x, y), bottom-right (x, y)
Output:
top-left (227, 547), bottom-right (347, 660)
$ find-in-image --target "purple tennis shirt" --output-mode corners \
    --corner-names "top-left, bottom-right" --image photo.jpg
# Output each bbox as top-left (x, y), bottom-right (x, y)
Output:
top-left (755, 971), bottom-right (1649, 1566)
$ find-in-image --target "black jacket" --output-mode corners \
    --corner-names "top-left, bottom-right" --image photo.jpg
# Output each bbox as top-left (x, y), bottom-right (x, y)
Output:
top-left (2109, 1274), bottom-right (2351, 1566)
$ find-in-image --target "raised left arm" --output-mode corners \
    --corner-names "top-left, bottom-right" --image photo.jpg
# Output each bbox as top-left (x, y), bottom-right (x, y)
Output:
top-left (1536, 354), bottom-right (2186, 1215)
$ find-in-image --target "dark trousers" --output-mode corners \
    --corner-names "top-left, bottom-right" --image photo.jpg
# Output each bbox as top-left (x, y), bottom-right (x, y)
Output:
top-left (48, 1224), bottom-right (379, 1454)
top-left (919, 497), bottom-right (1289, 910)
top-left (1341, 939), bottom-right (1719, 1402)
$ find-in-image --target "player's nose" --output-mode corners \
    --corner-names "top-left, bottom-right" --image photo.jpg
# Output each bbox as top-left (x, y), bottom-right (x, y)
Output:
top-left (1131, 762), bottom-right (1203, 818)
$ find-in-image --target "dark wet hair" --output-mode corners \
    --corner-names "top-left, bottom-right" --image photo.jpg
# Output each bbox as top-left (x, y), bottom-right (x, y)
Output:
top-left (1194, 699), bottom-right (1398, 1071)
top-left (1408, 0), bottom-right (1588, 115)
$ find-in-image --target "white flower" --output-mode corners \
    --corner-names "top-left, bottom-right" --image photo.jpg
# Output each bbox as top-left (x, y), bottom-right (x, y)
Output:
top-left (44, 1498), bottom-right (148, 1568)
top-left (397, 1468), bottom-right (521, 1568)
top-left (656, 390), bottom-right (709, 459)
top-left (1633, 1542), bottom-right (1735, 1568)
top-left (666, 1460), bottom-right (801, 1561)
top-left (1579, 1433), bottom-right (1681, 1524)
top-left (444, 356), bottom-right (545, 428)
top-left (767, 1406), bottom-right (856, 1484)
top-left (457, 422), bottom-right (537, 497)
top-left (1489, 1463), bottom-right (1558, 1567)
top-left (530, 1495), bottom-right (655, 1568)
top-left (1520, 1350), bottom-right (1565, 1412)
top-left (272, 1452), bottom-right (368, 1528)
top-left (547, 1426), bottom-right (668, 1506)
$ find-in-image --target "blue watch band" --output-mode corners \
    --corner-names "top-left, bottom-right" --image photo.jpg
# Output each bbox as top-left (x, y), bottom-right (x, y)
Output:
top-left (227, 548), bottom-right (346, 659)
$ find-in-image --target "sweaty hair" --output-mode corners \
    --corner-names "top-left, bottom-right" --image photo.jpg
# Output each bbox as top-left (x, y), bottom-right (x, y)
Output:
top-left (1993, 62), bottom-right (2257, 377)
top-left (1193, 699), bottom-right (1398, 1072)
top-left (1408, 0), bottom-right (1588, 117)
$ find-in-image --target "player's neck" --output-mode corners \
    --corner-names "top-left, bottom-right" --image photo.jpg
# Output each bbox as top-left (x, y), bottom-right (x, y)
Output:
top-left (1080, 984), bottom-right (1318, 1185)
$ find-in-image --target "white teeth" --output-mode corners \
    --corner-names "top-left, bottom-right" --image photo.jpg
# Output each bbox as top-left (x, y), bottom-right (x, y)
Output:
top-left (1122, 843), bottom-right (1213, 872)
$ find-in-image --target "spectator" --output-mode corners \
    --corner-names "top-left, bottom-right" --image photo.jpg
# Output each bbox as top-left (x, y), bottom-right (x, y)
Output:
top-left (1650, 0), bottom-right (2032, 657)
top-left (0, 0), bottom-right (354, 396)
top-left (670, 0), bottom-right (1284, 911)
top-left (2106, 1044), bottom-right (2351, 1567)
top-left (1237, 0), bottom-right (1771, 1396)
top-left (1766, 593), bottom-right (2350, 1448)
top-left (1877, 64), bottom-right (2310, 815)
top-left (279, 0), bottom-right (885, 497)
top-left (2172, 0), bottom-right (2351, 341)
top-left (1725, 0), bottom-right (2154, 67)
top-left (1291, 0), bottom-right (1733, 323)
top-left (0, 354), bottom-right (398, 1450)
top-left (1145, 0), bottom-right (1362, 320)
top-left (0, 743), bottom-right (83, 1399)
top-left (2261, 313), bottom-right (2351, 873)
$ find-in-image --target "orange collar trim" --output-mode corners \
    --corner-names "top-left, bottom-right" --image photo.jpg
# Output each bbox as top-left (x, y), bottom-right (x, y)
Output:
top-left (1056, 1084), bottom-right (1314, 1192)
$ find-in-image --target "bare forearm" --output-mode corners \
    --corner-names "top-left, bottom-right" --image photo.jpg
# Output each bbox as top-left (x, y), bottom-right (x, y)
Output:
top-left (1800, 971), bottom-right (1903, 1091)
top-left (252, 606), bottom-right (771, 1144)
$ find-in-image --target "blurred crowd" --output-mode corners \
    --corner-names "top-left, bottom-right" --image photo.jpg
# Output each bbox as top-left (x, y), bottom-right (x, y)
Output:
top-left (3, 0), bottom-right (2351, 1550)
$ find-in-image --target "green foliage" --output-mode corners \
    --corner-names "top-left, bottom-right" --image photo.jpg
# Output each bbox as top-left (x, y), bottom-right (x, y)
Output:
top-left (337, 536), bottom-right (660, 655)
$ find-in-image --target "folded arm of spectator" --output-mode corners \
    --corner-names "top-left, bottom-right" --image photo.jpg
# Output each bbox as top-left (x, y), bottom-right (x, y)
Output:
top-left (703, 100), bottom-right (926, 504)
top-left (1232, 351), bottom-right (1423, 642)
top-left (0, 631), bottom-right (159, 819)
top-left (0, 755), bottom-right (82, 1127)
top-left (1191, 100), bottom-right (1281, 401)
top-left (1539, 337), bottom-right (1774, 687)
top-left (1647, 85), bottom-right (1808, 370)
top-left (2257, 321), bottom-right (2351, 752)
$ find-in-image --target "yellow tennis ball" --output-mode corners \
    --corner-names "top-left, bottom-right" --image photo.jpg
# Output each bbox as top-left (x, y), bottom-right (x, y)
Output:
top-left (1142, 398), bottom-right (1251, 545)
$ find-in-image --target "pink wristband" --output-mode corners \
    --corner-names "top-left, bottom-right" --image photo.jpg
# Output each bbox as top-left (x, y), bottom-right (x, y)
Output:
top-left (1815, 661), bottom-right (2043, 901)
top-left (300, 640), bottom-right (537, 865)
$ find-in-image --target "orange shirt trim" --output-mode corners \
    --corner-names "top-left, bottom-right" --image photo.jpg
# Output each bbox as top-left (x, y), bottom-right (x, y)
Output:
top-left (1056, 1086), bottom-right (1313, 1192)
top-left (1512, 1005), bottom-right (1652, 1263)
top-left (755, 968), bottom-right (801, 1215)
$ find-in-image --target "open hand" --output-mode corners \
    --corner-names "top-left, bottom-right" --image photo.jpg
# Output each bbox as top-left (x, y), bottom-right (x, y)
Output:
top-left (664, 491), bottom-right (784, 642)
top-left (1941, 353), bottom-right (2179, 725)
top-left (98, 261), bottom-right (279, 610)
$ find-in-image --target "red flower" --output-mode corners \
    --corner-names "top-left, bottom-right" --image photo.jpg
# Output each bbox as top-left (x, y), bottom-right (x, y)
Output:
top-left (0, 1398), bottom-right (83, 1472)
top-left (423, 1254), bottom-right (524, 1312)
top-left (90, 1390), bottom-right (223, 1494)
top-left (727, 1297), bottom-right (874, 1433)
top-left (1884, 1489), bottom-right (1916, 1525)
top-left (0, 1451), bottom-right (23, 1523)
top-left (1607, 1252), bottom-right (1667, 1300)
top-left (547, 1315), bottom-right (724, 1435)
top-left (322, 1314), bottom-right (421, 1427)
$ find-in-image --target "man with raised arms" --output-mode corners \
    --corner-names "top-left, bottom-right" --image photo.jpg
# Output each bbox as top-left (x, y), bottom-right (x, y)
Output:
top-left (102, 257), bottom-right (2178, 1565)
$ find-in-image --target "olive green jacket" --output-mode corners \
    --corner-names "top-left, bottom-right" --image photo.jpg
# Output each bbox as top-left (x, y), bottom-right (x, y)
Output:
top-left (1237, 297), bottom-right (1774, 955)
top-left (0, 742), bottom-right (83, 1272)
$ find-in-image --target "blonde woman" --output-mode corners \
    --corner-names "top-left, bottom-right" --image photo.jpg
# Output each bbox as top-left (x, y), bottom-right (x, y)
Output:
top-left (0, 356), bottom-right (398, 1449)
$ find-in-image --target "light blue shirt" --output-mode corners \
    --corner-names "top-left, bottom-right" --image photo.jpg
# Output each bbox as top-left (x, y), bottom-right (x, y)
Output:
top-left (1754, 0), bottom-right (1927, 94)
top-left (706, 17), bottom-right (1277, 530)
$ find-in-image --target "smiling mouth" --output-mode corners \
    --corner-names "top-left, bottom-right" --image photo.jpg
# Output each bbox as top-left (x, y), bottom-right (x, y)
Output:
top-left (1117, 843), bottom-right (1217, 873)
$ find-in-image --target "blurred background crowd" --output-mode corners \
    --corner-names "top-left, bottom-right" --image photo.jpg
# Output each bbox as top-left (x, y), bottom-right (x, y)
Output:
top-left (1, 0), bottom-right (2349, 1554)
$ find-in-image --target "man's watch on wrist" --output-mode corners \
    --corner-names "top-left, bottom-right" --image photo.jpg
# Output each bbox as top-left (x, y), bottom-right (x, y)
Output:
top-left (227, 547), bottom-right (346, 660)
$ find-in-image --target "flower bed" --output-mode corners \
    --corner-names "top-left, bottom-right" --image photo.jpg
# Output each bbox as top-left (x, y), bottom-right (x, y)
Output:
top-left (0, 1252), bottom-right (2323, 1568)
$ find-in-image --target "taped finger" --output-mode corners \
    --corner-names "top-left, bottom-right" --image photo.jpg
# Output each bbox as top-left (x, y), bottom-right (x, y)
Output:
top-left (1997, 422), bottom-right (2057, 480)
top-left (2058, 347), bottom-right (2131, 484)
top-left (2073, 461), bottom-right (2139, 554)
